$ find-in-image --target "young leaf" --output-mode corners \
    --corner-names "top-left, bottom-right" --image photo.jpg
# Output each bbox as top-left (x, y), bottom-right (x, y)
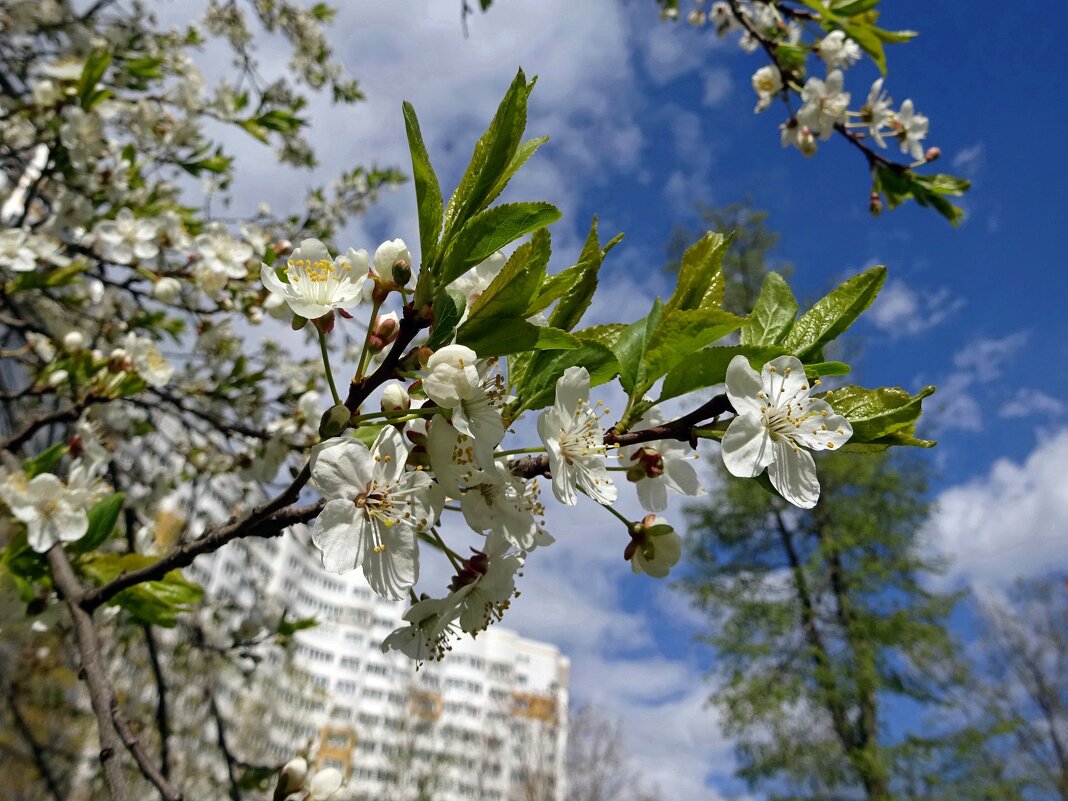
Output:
top-left (466, 228), bottom-right (551, 321)
top-left (458, 319), bottom-right (578, 358)
top-left (821, 384), bottom-right (936, 443)
top-left (613, 300), bottom-right (664, 395)
top-left (22, 443), bottom-right (69, 479)
top-left (784, 265), bottom-right (886, 358)
top-left (426, 289), bottom-right (466, 350)
top-left (546, 218), bottom-right (623, 331)
top-left (660, 344), bottom-right (785, 402)
top-left (740, 271), bottom-right (797, 347)
top-left (437, 201), bottom-right (560, 285)
top-left (79, 50), bottom-right (112, 108)
top-left (665, 232), bottom-right (729, 313)
top-left (78, 553), bottom-right (204, 628)
top-left (511, 341), bottom-right (619, 414)
top-left (69, 492), bottom-right (125, 554)
top-left (636, 307), bottom-right (744, 396)
top-left (402, 101), bottom-right (444, 265)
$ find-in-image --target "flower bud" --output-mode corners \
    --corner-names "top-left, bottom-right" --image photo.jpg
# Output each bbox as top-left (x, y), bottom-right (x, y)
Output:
top-left (319, 404), bottom-right (351, 438)
top-left (153, 276), bottom-right (182, 303)
top-left (392, 261), bottom-right (412, 287)
top-left (47, 370), bottom-right (69, 387)
top-left (869, 191), bottom-right (883, 218)
top-left (276, 756), bottom-right (308, 798)
top-left (798, 127), bottom-right (817, 157)
top-left (370, 274), bottom-right (394, 306)
top-left (625, 515), bottom-right (682, 579)
top-left (924, 146), bottom-right (941, 163)
top-left (62, 331), bottom-right (85, 351)
top-left (381, 382), bottom-right (410, 413)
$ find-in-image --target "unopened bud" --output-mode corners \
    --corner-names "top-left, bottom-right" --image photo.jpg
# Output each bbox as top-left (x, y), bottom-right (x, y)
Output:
top-left (152, 276), bottom-right (182, 303)
top-left (272, 239), bottom-right (293, 258)
top-left (319, 404), bottom-right (351, 438)
top-left (798, 127), bottom-right (817, 157)
top-left (392, 261), bottom-right (412, 287)
top-left (371, 274), bottom-right (394, 306)
top-left (374, 312), bottom-right (400, 346)
top-left (924, 146), bottom-right (941, 163)
top-left (62, 331), bottom-right (85, 351)
top-left (869, 191), bottom-right (883, 218)
top-left (381, 382), bottom-right (410, 413)
top-left (276, 757), bottom-right (308, 798)
top-left (47, 370), bottom-right (69, 387)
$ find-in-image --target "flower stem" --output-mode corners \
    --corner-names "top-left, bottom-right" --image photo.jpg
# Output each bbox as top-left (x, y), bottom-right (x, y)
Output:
top-left (600, 502), bottom-right (634, 528)
top-left (318, 328), bottom-right (341, 405)
top-left (428, 527), bottom-right (462, 573)
top-left (692, 426), bottom-right (725, 440)
top-left (355, 299), bottom-right (382, 381)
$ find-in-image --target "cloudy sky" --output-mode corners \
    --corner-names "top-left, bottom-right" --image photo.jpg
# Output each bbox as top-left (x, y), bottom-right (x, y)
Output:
top-left (198, 0), bottom-right (1067, 797)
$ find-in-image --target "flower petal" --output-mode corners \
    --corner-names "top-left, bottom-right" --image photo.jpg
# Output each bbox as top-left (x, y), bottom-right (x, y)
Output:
top-left (720, 414), bottom-right (774, 477)
top-left (762, 355), bottom-right (809, 405)
top-left (725, 355), bottom-right (765, 417)
top-left (362, 524), bottom-right (418, 600)
top-left (636, 476), bottom-right (668, 513)
top-left (311, 500), bottom-right (363, 573)
top-left (310, 437), bottom-right (373, 499)
top-left (767, 439), bottom-right (820, 509)
top-left (371, 426), bottom-right (409, 485)
top-left (555, 366), bottom-right (590, 417)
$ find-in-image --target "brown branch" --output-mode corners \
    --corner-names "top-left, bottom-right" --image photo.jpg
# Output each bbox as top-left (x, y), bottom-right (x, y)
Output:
top-left (46, 546), bottom-right (128, 801)
top-left (81, 500), bottom-right (324, 612)
top-left (207, 686), bottom-right (243, 801)
top-left (5, 689), bottom-right (65, 801)
top-left (142, 624), bottom-right (173, 782)
top-left (511, 393), bottom-right (735, 480)
top-left (1, 398), bottom-right (93, 453)
top-left (110, 697), bottom-right (183, 801)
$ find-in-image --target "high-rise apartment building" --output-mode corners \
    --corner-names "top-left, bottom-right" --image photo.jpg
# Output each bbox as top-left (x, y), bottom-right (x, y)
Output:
top-left (182, 476), bottom-right (569, 801)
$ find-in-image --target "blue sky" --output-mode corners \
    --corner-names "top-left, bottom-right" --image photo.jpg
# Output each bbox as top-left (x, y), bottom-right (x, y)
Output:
top-left (212, 1), bottom-right (1068, 797)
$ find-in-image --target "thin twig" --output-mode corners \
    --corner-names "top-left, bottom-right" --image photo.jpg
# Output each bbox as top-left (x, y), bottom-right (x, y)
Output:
top-left (110, 698), bottom-right (184, 801)
top-left (5, 689), bottom-right (65, 801)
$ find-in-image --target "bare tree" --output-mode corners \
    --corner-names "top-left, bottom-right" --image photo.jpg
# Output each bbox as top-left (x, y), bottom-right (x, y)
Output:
top-left (566, 705), bottom-right (665, 801)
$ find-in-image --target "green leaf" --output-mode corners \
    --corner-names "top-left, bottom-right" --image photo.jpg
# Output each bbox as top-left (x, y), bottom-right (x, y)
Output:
top-left (784, 265), bottom-right (886, 358)
top-left (442, 69), bottom-right (535, 241)
top-left (637, 307), bottom-right (744, 396)
top-left (875, 168), bottom-right (970, 226)
top-left (821, 384), bottom-right (936, 444)
top-left (426, 289), bottom-right (466, 350)
top-left (402, 101), bottom-right (444, 266)
top-left (22, 443), bottom-right (70, 479)
top-left (830, 0), bottom-right (879, 15)
top-left (1, 532), bottom-right (49, 602)
top-left (572, 323), bottom-right (626, 349)
top-left (78, 553), bottom-right (203, 627)
top-left (437, 201), bottom-right (560, 285)
top-left (613, 300), bottom-right (664, 395)
top-left (512, 342), bottom-right (618, 414)
top-left (466, 228), bottom-right (550, 321)
top-left (665, 232), bottom-right (729, 313)
top-left (740, 271), bottom-right (797, 347)
top-left (79, 50), bottom-right (111, 109)
top-left (458, 320), bottom-right (578, 358)
top-left (483, 136), bottom-right (549, 212)
top-left (660, 345), bottom-right (785, 402)
top-left (545, 218), bottom-right (622, 331)
top-left (69, 493), bottom-right (125, 554)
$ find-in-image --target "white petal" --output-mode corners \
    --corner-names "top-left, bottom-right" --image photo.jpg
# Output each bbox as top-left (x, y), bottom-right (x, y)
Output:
top-left (767, 439), bottom-right (820, 509)
top-left (663, 457), bottom-right (704, 497)
top-left (762, 355), bottom-right (809, 405)
top-left (310, 437), bottom-right (372, 499)
top-left (362, 524), bottom-right (418, 600)
top-left (311, 500), bottom-right (363, 573)
top-left (720, 414), bottom-right (774, 477)
top-left (293, 238), bottom-right (331, 264)
top-left (555, 366), bottom-right (590, 417)
top-left (791, 400), bottom-right (853, 451)
top-left (309, 767), bottom-right (343, 800)
top-left (724, 355), bottom-right (765, 417)
top-left (370, 426), bottom-right (409, 484)
top-left (636, 476), bottom-right (668, 513)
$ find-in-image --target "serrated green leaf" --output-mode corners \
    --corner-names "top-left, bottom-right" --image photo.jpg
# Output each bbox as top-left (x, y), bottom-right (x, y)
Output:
top-left (831, 0), bottom-right (879, 15)
top-left (79, 50), bottom-right (111, 109)
top-left (572, 323), bottom-right (626, 349)
top-left (78, 553), bottom-right (203, 627)
top-left (546, 219), bottom-right (622, 332)
top-left (665, 232), bottom-right (729, 313)
top-left (613, 300), bottom-right (664, 395)
top-left (442, 69), bottom-right (534, 241)
top-left (22, 443), bottom-right (69, 479)
top-left (740, 271), bottom-right (797, 347)
top-left (467, 228), bottom-right (550, 321)
top-left (69, 493), bottom-right (125, 554)
top-left (660, 345), bottom-right (785, 402)
top-left (822, 384), bottom-right (935, 443)
top-left (426, 289), bottom-right (466, 350)
top-left (483, 136), bottom-right (548, 211)
top-left (637, 307), bottom-right (744, 396)
top-left (876, 167), bottom-right (970, 226)
top-left (512, 341), bottom-right (618, 414)
top-left (784, 266), bottom-right (886, 358)
top-left (438, 201), bottom-right (560, 285)
top-left (403, 101), bottom-right (444, 266)
top-left (458, 319), bottom-right (578, 358)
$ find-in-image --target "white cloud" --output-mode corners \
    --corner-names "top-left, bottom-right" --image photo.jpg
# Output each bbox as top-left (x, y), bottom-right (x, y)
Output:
top-left (952, 142), bottom-right (985, 178)
top-left (923, 427), bottom-right (1068, 587)
top-left (867, 279), bottom-right (965, 337)
top-left (929, 331), bottom-right (1028, 431)
top-left (999, 388), bottom-right (1065, 419)
top-left (702, 68), bottom-right (733, 107)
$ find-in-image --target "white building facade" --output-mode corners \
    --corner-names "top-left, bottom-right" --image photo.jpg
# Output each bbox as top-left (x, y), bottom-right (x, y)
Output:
top-left (185, 502), bottom-right (569, 801)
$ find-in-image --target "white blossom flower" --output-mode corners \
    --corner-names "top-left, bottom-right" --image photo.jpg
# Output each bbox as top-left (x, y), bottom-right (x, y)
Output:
top-left (308, 767), bottom-right (345, 800)
top-left (373, 238), bottom-right (411, 277)
top-left (152, 276), bottom-right (182, 303)
top-left (0, 472), bottom-right (89, 552)
top-left (309, 427), bottom-right (443, 600)
top-left (862, 79), bottom-right (893, 148)
top-left (461, 467), bottom-right (548, 553)
top-left (122, 333), bottom-right (174, 387)
top-left (751, 65), bottom-right (783, 112)
top-left (422, 345), bottom-right (505, 474)
top-left (381, 595), bottom-right (459, 661)
top-left (818, 30), bottom-right (861, 69)
top-left (537, 366), bottom-right (616, 506)
top-left (780, 118), bottom-right (818, 156)
top-left (894, 99), bottom-right (929, 161)
top-left (195, 223), bottom-right (254, 281)
top-left (797, 70), bottom-right (850, 140)
top-left (619, 411), bottom-right (704, 513)
top-left (59, 107), bottom-right (105, 170)
top-left (628, 515), bottom-right (682, 579)
top-left (426, 418), bottom-right (489, 496)
top-left (93, 208), bottom-right (159, 263)
top-left (260, 239), bottom-right (368, 320)
top-left (448, 547), bottom-right (523, 635)
top-left (0, 229), bottom-right (38, 272)
top-left (720, 355), bottom-right (852, 509)
top-left (449, 251), bottom-right (506, 310)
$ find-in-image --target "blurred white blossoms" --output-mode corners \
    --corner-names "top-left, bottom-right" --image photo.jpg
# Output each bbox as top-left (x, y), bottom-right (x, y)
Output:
top-left (121, 333), bottom-right (174, 387)
top-left (620, 411), bottom-right (704, 513)
top-left (381, 594), bottom-right (458, 661)
top-left (309, 427), bottom-right (443, 599)
top-left (627, 515), bottom-right (682, 579)
top-left (93, 208), bottom-right (159, 263)
top-left (798, 70), bottom-right (850, 140)
top-left (862, 79), bottom-right (894, 148)
top-left (0, 460), bottom-right (107, 552)
top-left (0, 229), bottom-right (39, 272)
top-left (537, 366), bottom-right (616, 506)
top-left (720, 355), bottom-right (853, 509)
top-left (194, 223), bottom-right (254, 290)
top-left (260, 238), bottom-right (368, 320)
top-left (818, 31), bottom-right (861, 69)
top-left (751, 65), bottom-right (782, 112)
